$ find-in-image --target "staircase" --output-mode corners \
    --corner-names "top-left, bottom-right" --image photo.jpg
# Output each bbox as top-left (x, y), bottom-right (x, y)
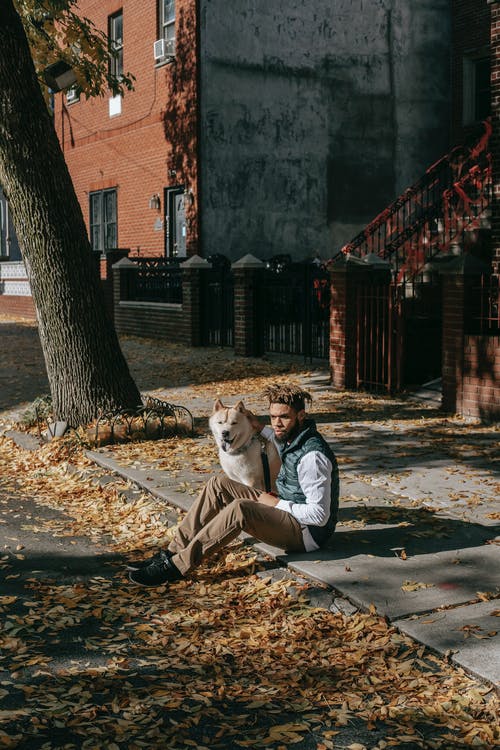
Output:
top-left (340, 119), bottom-right (492, 280)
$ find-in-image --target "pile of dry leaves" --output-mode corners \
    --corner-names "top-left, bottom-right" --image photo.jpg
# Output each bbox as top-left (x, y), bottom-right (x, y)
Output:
top-left (0, 435), bottom-right (498, 750)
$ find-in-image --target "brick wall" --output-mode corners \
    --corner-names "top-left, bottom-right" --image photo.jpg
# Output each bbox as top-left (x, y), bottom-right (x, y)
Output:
top-left (0, 296), bottom-right (36, 319)
top-left (442, 268), bottom-right (500, 421)
top-left (329, 267), bottom-right (349, 390)
top-left (54, 0), bottom-right (199, 259)
top-left (114, 301), bottom-right (188, 341)
top-left (451, 0), bottom-right (490, 143)
top-left (441, 274), bottom-right (466, 412)
top-left (462, 334), bottom-right (500, 419)
top-left (111, 259), bottom-right (202, 343)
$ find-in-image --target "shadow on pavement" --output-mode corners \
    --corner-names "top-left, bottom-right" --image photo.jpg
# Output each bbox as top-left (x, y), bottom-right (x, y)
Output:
top-left (330, 504), bottom-right (499, 557)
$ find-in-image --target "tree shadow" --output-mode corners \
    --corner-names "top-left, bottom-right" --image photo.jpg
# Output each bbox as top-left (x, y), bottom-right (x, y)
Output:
top-left (326, 504), bottom-right (499, 558)
top-left (0, 542), bottom-right (495, 749)
top-left (309, 411), bottom-right (499, 478)
top-left (0, 322), bottom-right (49, 410)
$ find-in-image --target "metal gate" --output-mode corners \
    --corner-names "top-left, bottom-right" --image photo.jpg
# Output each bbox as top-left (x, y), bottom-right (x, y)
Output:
top-left (356, 282), bottom-right (401, 393)
top-left (200, 260), bottom-right (234, 347)
top-left (261, 259), bottom-right (330, 360)
top-left (355, 274), bottom-right (442, 393)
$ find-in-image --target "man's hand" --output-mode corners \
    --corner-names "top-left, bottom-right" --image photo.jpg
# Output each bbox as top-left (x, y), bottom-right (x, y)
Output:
top-left (258, 492), bottom-right (279, 507)
top-left (242, 407), bottom-right (263, 434)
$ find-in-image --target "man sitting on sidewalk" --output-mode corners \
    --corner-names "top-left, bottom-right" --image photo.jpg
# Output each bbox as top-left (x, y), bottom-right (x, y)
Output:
top-left (128, 384), bottom-right (339, 587)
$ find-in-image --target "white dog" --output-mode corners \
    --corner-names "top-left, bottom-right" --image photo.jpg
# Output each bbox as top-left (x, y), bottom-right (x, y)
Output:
top-left (209, 399), bottom-right (281, 491)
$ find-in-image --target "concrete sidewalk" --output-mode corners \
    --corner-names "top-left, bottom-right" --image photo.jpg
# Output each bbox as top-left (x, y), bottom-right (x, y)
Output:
top-left (77, 371), bottom-right (500, 691)
top-left (2, 317), bottom-right (498, 692)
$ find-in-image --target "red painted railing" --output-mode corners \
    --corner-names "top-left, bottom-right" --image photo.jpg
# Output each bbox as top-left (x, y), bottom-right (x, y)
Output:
top-left (340, 120), bottom-right (492, 280)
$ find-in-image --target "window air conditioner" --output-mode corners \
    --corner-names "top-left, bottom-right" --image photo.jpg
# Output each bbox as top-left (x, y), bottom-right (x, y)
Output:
top-left (153, 37), bottom-right (176, 61)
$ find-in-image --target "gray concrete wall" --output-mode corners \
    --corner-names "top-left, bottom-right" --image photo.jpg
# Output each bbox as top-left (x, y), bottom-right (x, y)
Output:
top-left (199, 0), bottom-right (451, 261)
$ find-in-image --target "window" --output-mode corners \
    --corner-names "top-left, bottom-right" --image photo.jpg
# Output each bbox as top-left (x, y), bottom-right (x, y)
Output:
top-left (474, 58), bottom-right (491, 121)
top-left (109, 11), bottom-right (123, 79)
top-left (160, 0), bottom-right (175, 46)
top-left (66, 86), bottom-right (80, 105)
top-left (463, 55), bottom-right (490, 125)
top-left (89, 189), bottom-right (117, 253)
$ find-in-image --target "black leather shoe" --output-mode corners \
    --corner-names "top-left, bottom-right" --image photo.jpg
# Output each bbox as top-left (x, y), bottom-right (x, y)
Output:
top-left (128, 552), bottom-right (183, 587)
top-left (127, 548), bottom-right (173, 571)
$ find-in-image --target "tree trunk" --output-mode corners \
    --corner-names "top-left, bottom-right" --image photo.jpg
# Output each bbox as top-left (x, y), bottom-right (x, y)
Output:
top-left (0, 0), bottom-right (141, 425)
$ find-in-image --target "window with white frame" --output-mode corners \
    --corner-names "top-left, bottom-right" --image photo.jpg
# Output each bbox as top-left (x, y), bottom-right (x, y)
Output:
top-left (160, 0), bottom-right (175, 51)
top-left (109, 10), bottom-right (123, 79)
top-left (463, 54), bottom-right (490, 126)
top-left (89, 189), bottom-right (117, 253)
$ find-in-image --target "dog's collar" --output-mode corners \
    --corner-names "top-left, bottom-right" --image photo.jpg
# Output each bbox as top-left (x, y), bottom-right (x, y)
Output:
top-left (226, 434), bottom-right (259, 455)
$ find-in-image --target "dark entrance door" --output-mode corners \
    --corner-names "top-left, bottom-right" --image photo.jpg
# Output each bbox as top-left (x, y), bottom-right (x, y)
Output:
top-left (164, 186), bottom-right (186, 258)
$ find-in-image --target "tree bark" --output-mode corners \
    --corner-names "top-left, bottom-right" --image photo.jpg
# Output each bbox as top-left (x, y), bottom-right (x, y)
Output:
top-left (0, 0), bottom-right (141, 425)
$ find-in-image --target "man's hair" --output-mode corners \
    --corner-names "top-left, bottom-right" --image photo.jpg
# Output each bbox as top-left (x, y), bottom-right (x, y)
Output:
top-left (262, 383), bottom-right (312, 412)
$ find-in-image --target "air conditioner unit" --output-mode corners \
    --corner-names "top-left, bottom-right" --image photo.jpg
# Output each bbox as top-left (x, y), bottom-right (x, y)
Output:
top-left (153, 37), bottom-right (176, 61)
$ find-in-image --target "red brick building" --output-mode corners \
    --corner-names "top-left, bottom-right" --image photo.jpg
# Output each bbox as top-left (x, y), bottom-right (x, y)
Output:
top-left (54, 0), bottom-right (199, 261)
top-left (0, 0), bottom-right (497, 419)
top-left (50, 0), bottom-right (453, 264)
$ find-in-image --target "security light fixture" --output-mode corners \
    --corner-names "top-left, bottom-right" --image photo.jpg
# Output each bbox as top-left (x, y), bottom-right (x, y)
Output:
top-left (149, 194), bottom-right (161, 210)
top-left (43, 60), bottom-right (77, 92)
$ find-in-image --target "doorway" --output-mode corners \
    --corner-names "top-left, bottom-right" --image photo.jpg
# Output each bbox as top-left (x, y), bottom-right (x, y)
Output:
top-left (164, 186), bottom-right (186, 258)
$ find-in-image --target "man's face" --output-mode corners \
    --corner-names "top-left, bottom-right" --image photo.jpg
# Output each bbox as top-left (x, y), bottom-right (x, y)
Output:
top-left (269, 402), bottom-right (304, 442)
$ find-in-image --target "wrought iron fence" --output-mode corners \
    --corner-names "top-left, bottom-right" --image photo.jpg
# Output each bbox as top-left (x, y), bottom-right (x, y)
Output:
top-left (356, 282), bottom-right (396, 393)
top-left (200, 256), bottom-right (234, 347)
top-left (354, 272), bottom-right (443, 393)
top-left (261, 258), bottom-right (330, 360)
top-left (129, 257), bottom-right (183, 304)
top-left (35, 395), bottom-right (193, 446)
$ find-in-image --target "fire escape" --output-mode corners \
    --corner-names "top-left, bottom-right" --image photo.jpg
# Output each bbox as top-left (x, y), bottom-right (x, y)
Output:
top-left (337, 119), bottom-right (492, 392)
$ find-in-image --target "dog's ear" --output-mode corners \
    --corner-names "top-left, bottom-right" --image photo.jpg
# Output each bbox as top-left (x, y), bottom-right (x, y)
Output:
top-left (213, 398), bottom-right (225, 412)
top-left (235, 400), bottom-right (245, 412)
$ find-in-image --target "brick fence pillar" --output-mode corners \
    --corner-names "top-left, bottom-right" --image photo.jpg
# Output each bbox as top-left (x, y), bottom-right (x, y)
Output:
top-left (232, 254), bottom-right (265, 357)
top-left (440, 255), bottom-right (491, 413)
top-left (488, 0), bottom-right (500, 276)
top-left (330, 256), bottom-right (353, 389)
top-left (112, 257), bottom-right (138, 333)
top-left (180, 254), bottom-right (211, 347)
top-left (113, 256), bottom-right (137, 305)
top-left (100, 249), bottom-right (129, 320)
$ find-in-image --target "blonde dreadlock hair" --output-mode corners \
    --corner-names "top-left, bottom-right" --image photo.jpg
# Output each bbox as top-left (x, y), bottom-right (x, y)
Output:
top-left (262, 383), bottom-right (312, 412)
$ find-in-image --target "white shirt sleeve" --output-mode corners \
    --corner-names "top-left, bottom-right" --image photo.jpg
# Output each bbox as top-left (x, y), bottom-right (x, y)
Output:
top-left (275, 451), bottom-right (332, 527)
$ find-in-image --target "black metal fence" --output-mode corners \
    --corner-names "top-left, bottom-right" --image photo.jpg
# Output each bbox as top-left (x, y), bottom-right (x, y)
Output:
top-left (127, 257), bottom-right (183, 304)
top-left (200, 257), bottom-right (234, 347)
top-left (260, 258), bottom-right (330, 360)
top-left (119, 254), bottom-right (330, 360)
top-left (356, 282), bottom-right (396, 393)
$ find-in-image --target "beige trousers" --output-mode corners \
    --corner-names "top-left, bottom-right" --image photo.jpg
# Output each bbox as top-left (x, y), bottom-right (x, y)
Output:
top-left (167, 473), bottom-right (305, 575)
